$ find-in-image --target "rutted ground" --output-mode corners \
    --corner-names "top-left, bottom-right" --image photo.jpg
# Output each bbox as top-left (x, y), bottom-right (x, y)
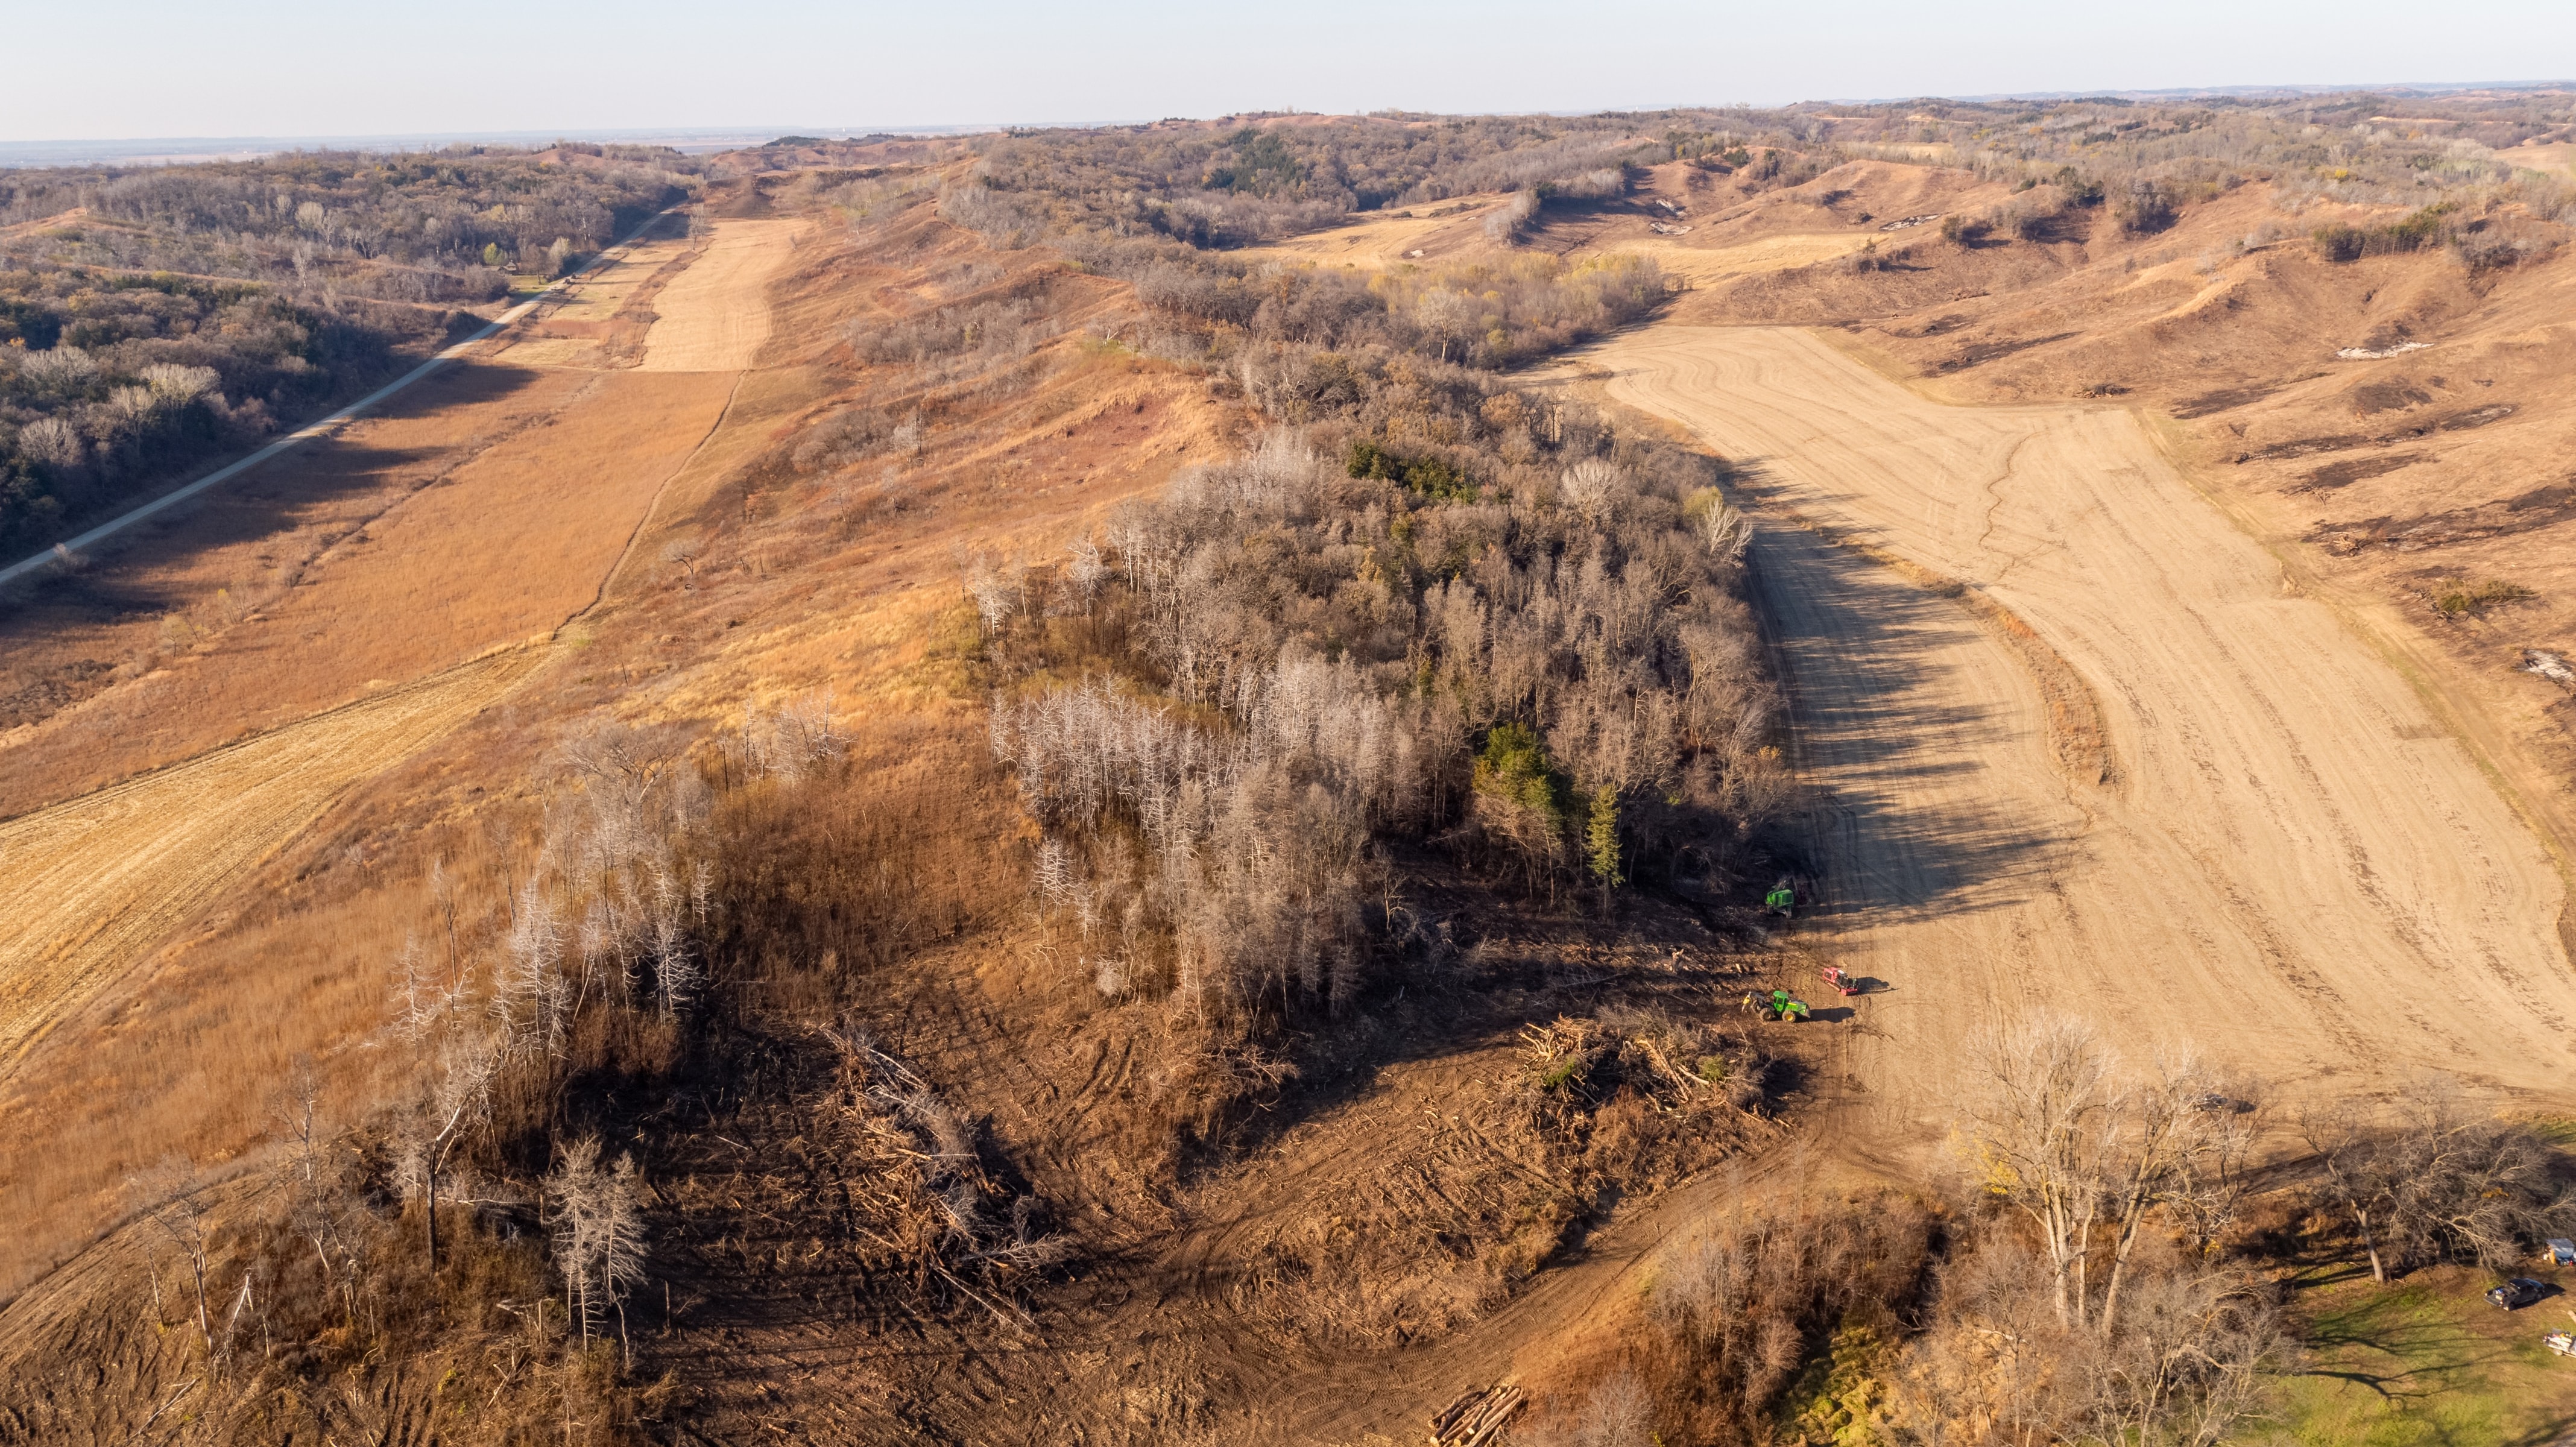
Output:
top-left (1586, 326), bottom-right (2576, 1136)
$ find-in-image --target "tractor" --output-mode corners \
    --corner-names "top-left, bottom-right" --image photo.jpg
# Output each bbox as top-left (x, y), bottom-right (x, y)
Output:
top-left (1764, 877), bottom-right (1797, 917)
top-left (1741, 988), bottom-right (1812, 1023)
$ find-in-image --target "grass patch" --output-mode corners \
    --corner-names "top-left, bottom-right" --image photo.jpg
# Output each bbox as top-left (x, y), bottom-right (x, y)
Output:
top-left (2271, 1266), bottom-right (2576, 1445)
top-left (2431, 578), bottom-right (2533, 617)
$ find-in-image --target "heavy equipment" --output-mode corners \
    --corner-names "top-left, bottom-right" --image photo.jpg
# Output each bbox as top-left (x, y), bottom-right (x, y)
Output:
top-left (1742, 988), bottom-right (1811, 1023)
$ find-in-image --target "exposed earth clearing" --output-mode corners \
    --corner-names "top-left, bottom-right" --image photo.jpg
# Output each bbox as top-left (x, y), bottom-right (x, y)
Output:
top-left (1588, 326), bottom-right (2575, 1132)
top-left (639, 219), bottom-right (806, 370)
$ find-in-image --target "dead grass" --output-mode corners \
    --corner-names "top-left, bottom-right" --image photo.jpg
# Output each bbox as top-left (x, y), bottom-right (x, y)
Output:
top-left (1236, 194), bottom-right (1515, 270)
top-left (0, 368), bottom-right (733, 816)
top-left (0, 197), bottom-right (1239, 1316)
top-left (638, 220), bottom-right (806, 371)
top-left (0, 810), bottom-right (517, 1300)
top-left (0, 178), bottom-right (1795, 1447)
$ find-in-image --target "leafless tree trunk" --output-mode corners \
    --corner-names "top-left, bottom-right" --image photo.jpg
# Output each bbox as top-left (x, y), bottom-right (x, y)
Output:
top-left (547, 1135), bottom-right (650, 1361)
top-left (420, 1035), bottom-right (499, 1270)
top-left (2097, 1052), bottom-right (2238, 1338)
top-left (2299, 1098), bottom-right (2392, 1282)
top-left (130, 1159), bottom-right (216, 1354)
top-left (1963, 1014), bottom-right (2116, 1330)
top-left (1963, 1017), bottom-right (2250, 1337)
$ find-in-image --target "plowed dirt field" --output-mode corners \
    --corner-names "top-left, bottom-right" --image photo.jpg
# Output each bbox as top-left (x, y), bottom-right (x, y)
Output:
top-left (639, 219), bottom-right (804, 371)
top-left (1591, 327), bottom-right (2576, 1132)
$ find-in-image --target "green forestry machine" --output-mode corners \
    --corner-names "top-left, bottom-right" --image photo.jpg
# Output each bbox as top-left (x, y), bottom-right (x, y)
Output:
top-left (1743, 988), bottom-right (1812, 1023)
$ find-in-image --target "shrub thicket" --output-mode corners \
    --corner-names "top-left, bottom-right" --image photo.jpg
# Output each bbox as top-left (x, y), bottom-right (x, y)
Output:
top-left (979, 396), bottom-right (1782, 1074)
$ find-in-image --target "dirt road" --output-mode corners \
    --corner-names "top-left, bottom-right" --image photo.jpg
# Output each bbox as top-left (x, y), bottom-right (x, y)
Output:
top-left (0, 648), bottom-right (537, 1069)
top-left (1591, 327), bottom-right (2576, 1135)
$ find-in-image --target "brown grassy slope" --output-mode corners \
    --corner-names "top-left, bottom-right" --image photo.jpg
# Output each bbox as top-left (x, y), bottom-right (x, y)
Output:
top-left (0, 364), bottom-right (734, 819)
top-left (1606, 162), bottom-right (2576, 857)
top-left (1, 178), bottom-right (1804, 1447)
top-left (0, 187), bottom-right (1242, 1305)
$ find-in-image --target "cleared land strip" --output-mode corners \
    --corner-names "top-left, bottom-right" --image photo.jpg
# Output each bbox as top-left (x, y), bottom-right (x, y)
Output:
top-left (0, 209), bottom-right (680, 590)
top-left (1592, 326), bottom-right (2576, 1131)
top-left (0, 648), bottom-right (537, 1070)
top-left (637, 219), bottom-right (804, 371)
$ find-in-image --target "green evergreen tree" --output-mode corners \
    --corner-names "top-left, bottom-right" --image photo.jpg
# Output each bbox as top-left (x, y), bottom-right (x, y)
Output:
top-left (1585, 787), bottom-right (1623, 890)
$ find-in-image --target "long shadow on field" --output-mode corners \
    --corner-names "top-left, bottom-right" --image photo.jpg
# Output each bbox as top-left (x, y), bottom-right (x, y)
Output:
top-left (0, 361), bottom-right (549, 629)
top-left (1749, 519), bottom-right (2065, 927)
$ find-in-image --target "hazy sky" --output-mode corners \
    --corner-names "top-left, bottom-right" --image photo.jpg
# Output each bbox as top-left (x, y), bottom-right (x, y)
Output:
top-left (7, 0), bottom-right (2571, 141)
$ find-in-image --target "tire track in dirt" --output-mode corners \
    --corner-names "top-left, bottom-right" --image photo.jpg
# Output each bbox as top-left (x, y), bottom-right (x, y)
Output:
top-left (0, 647), bottom-right (538, 1071)
top-left (1585, 326), bottom-right (2576, 1135)
top-left (1275, 311), bottom-right (2574, 1431)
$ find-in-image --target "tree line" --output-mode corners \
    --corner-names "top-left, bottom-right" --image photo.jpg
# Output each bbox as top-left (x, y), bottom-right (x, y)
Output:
top-left (976, 386), bottom-right (1783, 1117)
top-left (1528, 1013), bottom-right (2575, 1446)
top-left (0, 147), bottom-right (701, 554)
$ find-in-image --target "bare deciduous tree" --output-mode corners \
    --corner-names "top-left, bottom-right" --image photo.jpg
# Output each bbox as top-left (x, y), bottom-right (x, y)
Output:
top-left (1960, 1015), bottom-right (2249, 1334)
top-left (129, 1156), bottom-right (218, 1353)
top-left (417, 1033), bottom-right (500, 1270)
top-left (546, 1135), bottom-right (649, 1364)
top-left (2300, 1076), bottom-right (2574, 1281)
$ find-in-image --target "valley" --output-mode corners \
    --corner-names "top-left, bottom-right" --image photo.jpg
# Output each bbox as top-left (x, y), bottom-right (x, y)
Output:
top-left (1, 95), bottom-right (2573, 1446)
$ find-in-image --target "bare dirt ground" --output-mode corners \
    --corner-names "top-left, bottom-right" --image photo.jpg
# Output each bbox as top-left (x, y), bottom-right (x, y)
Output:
top-left (0, 645), bottom-right (535, 1073)
top-left (1579, 326), bottom-right (2576, 1143)
top-left (639, 219), bottom-right (806, 371)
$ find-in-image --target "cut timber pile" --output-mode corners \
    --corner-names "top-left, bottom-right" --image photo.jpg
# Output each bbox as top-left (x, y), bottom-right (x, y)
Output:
top-left (1430, 1382), bottom-right (1526, 1446)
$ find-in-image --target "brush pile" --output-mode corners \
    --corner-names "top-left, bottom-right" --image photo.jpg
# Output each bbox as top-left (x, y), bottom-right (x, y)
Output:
top-left (813, 1025), bottom-right (1068, 1323)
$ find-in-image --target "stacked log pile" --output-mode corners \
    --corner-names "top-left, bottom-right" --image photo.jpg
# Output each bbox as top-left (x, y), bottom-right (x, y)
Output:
top-left (1430, 1382), bottom-right (1525, 1446)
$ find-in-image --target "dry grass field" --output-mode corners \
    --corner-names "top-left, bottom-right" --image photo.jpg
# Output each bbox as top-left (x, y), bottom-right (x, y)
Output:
top-left (0, 181), bottom-right (1242, 1304)
top-left (1239, 194), bottom-right (1515, 268)
top-left (0, 368), bottom-right (734, 816)
top-left (2507, 140), bottom-right (2576, 178)
top-left (0, 646), bottom-right (537, 1072)
top-left (0, 198), bottom-right (802, 1295)
top-left (639, 219), bottom-right (806, 370)
top-left (6, 124), bottom-right (2576, 1445)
